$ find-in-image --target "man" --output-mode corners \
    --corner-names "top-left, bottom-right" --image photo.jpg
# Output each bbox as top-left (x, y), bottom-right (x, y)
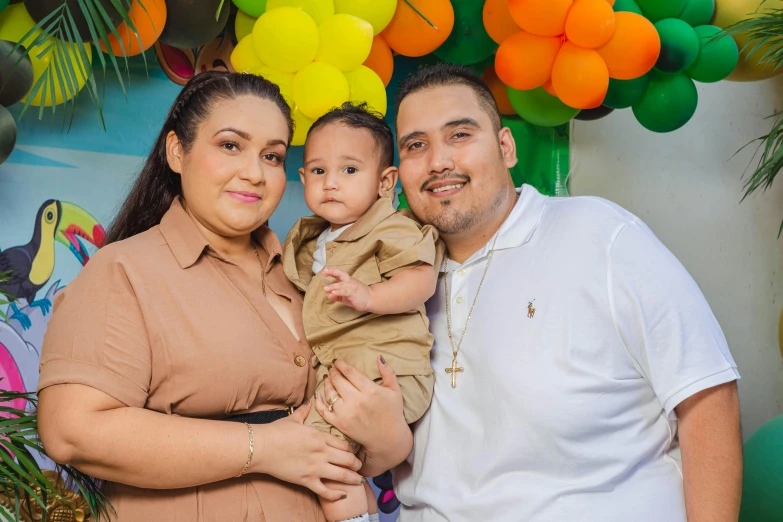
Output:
top-left (390, 63), bottom-right (742, 522)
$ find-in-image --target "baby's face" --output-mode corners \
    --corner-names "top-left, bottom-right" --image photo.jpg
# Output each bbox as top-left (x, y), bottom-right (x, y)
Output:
top-left (300, 123), bottom-right (385, 227)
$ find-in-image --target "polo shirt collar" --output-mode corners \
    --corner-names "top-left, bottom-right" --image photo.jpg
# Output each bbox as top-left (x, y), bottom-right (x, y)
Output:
top-left (441, 184), bottom-right (548, 272)
top-left (160, 198), bottom-right (282, 269)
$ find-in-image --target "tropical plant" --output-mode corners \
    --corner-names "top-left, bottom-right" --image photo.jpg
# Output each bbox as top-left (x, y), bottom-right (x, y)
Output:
top-left (0, 388), bottom-right (112, 521)
top-left (9, 0), bottom-right (150, 130)
top-left (723, 7), bottom-right (783, 235)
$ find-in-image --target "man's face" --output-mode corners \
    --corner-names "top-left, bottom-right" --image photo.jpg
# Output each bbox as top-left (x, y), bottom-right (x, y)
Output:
top-left (396, 84), bottom-right (518, 236)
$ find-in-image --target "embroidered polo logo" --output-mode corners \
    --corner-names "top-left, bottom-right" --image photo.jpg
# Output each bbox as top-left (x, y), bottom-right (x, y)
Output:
top-left (528, 300), bottom-right (536, 319)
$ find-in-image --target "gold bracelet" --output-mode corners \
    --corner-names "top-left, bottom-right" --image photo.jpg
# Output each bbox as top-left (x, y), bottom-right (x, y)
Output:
top-left (237, 422), bottom-right (254, 478)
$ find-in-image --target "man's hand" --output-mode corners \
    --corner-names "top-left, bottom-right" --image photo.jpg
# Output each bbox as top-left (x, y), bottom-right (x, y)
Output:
top-left (676, 381), bottom-right (742, 522)
top-left (322, 268), bottom-right (372, 311)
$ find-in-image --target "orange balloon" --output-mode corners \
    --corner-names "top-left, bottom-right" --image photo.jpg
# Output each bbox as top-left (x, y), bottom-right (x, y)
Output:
top-left (101, 0), bottom-right (166, 57)
top-left (495, 30), bottom-right (562, 90)
top-left (482, 65), bottom-right (515, 115)
top-left (565, 0), bottom-right (615, 49)
top-left (597, 11), bottom-right (660, 80)
top-left (542, 79), bottom-right (557, 96)
top-left (363, 35), bottom-right (393, 87)
top-left (381, 0), bottom-right (455, 57)
top-left (606, 0), bottom-right (615, 5)
top-left (483, 0), bottom-right (522, 44)
top-left (552, 42), bottom-right (608, 109)
top-left (508, 0), bottom-right (574, 37)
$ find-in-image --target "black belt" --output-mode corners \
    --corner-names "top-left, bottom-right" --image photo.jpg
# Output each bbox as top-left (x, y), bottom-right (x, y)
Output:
top-left (224, 408), bottom-right (294, 424)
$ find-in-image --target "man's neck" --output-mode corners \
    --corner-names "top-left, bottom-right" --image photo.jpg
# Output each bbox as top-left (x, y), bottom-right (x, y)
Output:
top-left (443, 189), bottom-right (518, 264)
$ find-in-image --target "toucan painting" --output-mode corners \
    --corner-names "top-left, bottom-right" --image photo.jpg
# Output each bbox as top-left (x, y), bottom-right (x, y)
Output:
top-left (0, 200), bottom-right (105, 329)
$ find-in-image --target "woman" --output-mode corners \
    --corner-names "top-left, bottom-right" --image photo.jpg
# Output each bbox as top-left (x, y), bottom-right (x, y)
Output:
top-left (37, 71), bottom-right (410, 522)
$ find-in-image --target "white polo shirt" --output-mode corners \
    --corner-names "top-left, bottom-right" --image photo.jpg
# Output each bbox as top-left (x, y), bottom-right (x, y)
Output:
top-left (394, 185), bottom-right (739, 522)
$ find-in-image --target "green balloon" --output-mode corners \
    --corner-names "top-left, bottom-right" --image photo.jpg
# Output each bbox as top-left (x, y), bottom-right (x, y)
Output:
top-left (636, 0), bottom-right (687, 22)
top-left (613, 0), bottom-right (642, 15)
top-left (655, 18), bottom-right (700, 73)
top-left (502, 116), bottom-right (570, 196)
top-left (633, 71), bottom-right (697, 132)
top-left (604, 75), bottom-right (650, 109)
top-left (433, 0), bottom-right (497, 65)
top-left (678, 0), bottom-right (715, 26)
top-left (507, 87), bottom-right (580, 128)
top-left (739, 416), bottom-right (783, 522)
top-left (0, 0), bottom-right (9, 12)
top-left (232, 0), bottom-right (267, 18)
top-left (687, 25), bottom-right (739, 82)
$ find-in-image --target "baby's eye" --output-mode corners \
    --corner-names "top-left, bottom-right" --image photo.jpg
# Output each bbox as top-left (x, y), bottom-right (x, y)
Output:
top-left (344, 166), bottom-right (357, 174)
top-left (313, 168), bottom-right (325, 175)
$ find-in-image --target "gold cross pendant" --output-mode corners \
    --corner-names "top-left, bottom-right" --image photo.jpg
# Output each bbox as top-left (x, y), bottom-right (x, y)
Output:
top-left (445, 358), bottom-right (464, 388)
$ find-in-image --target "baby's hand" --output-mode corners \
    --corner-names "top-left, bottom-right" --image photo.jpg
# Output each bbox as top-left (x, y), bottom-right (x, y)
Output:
top-left (322, 268), bottom-right (372, 312)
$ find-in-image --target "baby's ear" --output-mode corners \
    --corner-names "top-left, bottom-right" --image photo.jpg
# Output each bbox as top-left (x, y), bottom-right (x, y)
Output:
top-left (299, 167), bottom-right (306, 185)
top-left (379, 166), bottom-right (399, 196)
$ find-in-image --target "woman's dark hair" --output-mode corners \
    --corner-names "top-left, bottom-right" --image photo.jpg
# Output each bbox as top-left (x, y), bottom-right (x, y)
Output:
top-left (105, 70), bottom-right (294, 244)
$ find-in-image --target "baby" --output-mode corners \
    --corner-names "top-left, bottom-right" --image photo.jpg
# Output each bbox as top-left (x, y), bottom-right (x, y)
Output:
top-left (283, 102), bottom-right (440, 522)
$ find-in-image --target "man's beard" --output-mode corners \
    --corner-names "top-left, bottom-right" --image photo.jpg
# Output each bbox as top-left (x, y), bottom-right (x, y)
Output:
top-left (424, 186), bottom-right (509, 236)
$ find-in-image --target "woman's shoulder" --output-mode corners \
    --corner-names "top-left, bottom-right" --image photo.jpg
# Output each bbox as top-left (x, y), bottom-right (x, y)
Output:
top-left (80, 226), bottom-right (170, 278)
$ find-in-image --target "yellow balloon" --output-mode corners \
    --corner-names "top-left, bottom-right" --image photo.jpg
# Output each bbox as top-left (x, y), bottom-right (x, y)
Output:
top-left (248, 62), bottom-right (296, 106)
top-left (334, 0), bottom-right (397, 35)
top-left (254, 6), bottom-right (320, 73)
top-left (266, 0), bottom-right (335, 25)
top-left (344, 65), bottom-right (387, 116)
top-left (231, 34), bottom-right (263, 72)
top-left (235, 9), bottom-right (257, 42)
top-left (712, 0), bottom-right (783, 81)
top-left (0, 4), bottom-right (92, 107)
top-left (291, 107), bottom-right (315, 146)
top-left (293, 61), bottom-right (349, 119)
top-left (316, 14), bottom-right (373, 71)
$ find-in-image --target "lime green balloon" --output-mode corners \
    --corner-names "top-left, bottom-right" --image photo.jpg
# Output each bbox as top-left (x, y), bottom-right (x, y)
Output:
top-left (655, 18), bottom-right (700, 73)
top-left (293, 61), bottom-right (349, 119)
top-left (233, 0), bottom-right (267, 18)
top-left (604, 75), bottom-right (650, 109)
top-left (253, 6), bottom-right (320, 73)
top-left (678, 0), bottom-right (715, 26)
top-left (636, 0), bottom-right (686, 22)
top-left (433, 0), bottom-right (497, 65)
top-left (234, 10), bottom-right (257, 42)
top-left (613, 0), bottom-right (642, 15)
top-left (739, 416), bottom-right (783, 522)
top-left (344, 65), bottom-right (387, 116)
top-left (316, 14), bottom-right (374, 71)
top-left (507, 87), bottom-right (580, 128)
top-left (632, 71), bottom-right (697, 132)
top-left (687, 25), bottom-right (738, 83)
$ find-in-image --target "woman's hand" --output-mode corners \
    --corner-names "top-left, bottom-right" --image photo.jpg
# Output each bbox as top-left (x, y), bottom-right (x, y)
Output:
top-left (252, 402), bottom-right (364, 501)
top-left (314, 357), bottom-right (413, 476)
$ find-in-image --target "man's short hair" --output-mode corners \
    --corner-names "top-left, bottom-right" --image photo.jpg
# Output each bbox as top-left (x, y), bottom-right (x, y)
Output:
top-left (307, 102), bottom-right (394, 169)
top-left (394, 62), bottom-right (502, 133)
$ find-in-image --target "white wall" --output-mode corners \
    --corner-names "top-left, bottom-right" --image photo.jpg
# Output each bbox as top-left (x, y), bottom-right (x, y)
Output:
top-left (570, 77), bottom-right (783, 438)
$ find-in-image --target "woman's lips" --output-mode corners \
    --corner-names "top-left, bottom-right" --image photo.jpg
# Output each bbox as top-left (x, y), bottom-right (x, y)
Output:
top-left (228, 191), bottom-right (261, 203)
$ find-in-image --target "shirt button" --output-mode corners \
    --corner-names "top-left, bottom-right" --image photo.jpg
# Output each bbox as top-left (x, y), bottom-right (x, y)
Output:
top-left (456, 297), bottom-right (463, 304)
top-left (458, 269), bottom-right (466, 276)
top-left (294, 355), bottom-right (306, 367)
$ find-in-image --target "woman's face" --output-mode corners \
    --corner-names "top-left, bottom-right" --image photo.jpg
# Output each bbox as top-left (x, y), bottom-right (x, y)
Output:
top-left (166, 95), bottom-right (289, 239)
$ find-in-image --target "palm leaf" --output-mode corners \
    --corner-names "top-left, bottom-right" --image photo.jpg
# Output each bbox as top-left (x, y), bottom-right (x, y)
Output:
top-left (0, 387), bottom-right (114, 521)
top-left (6, 0), bottom-right (150, 130)
top-left (722, 8), bottom-right (783, 236)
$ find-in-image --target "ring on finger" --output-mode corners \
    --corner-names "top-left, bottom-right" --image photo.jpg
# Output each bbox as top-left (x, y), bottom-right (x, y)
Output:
top-left (326, 393), bottom-right (342, 412)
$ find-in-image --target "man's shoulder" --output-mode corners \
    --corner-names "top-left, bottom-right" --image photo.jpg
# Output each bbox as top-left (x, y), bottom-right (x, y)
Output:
top-left (541, 194), bottom-right (639, 238)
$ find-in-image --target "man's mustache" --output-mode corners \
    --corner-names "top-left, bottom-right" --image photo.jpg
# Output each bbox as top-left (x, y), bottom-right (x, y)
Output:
top-left (420, 173), bottom-right (471, 193)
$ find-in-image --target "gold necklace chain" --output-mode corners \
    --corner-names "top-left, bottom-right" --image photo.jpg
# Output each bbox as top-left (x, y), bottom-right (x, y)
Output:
top-left (252, 243), bottom-right (267, 296)
top-left (443, 230), bottom-right (501, 388)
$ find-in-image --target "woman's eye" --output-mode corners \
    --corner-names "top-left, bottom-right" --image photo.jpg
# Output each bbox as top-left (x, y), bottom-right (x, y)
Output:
top-left (263, 153), bottom-right (280, 163)
top-left (222, 142), bottom-right (239, 151)
top-left (345, 166), bottom-right (357, 174)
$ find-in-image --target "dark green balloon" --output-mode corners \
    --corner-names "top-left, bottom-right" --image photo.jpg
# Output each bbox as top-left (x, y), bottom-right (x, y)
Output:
top-left (26, 0), bottom-right (126, 41)
top-left (636, 0), bottom-right (686, 22)
top-left (604, 75), bottom-right (650, 109)
top-left (633, 71), bottom-right (697, 132)
top-left (507, 86), bottom-right (580, 128)
top-left (160, 0), bottom-right (230, 49)
top-left (0, 104), bottom-right (16, 165)
top-left (0, 40), bottom-right (33, 107)
top-left (687, 25), bottom-right (739, 82)
top-left (613, 0), bottom-right (642, 15)
top-left (655, 18), bottom-right (700, 73)
top-left (0, 0), bottom-right (9, 12)
top-left (433, 0), bottom-right (498, 65)
top-left (678, 0), bottom-right (715, 26)
top-left (738, 416), bottom-right (783, 522)
top-left (575, 106), bottom-right (614, 121)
